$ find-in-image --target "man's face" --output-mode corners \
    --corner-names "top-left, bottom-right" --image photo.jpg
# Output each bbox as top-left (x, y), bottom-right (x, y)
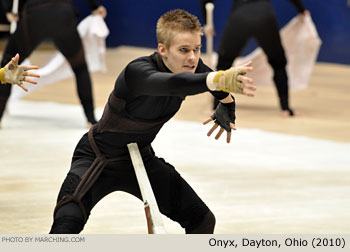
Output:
top-left (158, 31), bottom-right (201, 73)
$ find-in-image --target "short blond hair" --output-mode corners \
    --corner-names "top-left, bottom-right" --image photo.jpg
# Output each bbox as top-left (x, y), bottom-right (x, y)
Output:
top-left (156, 9), bottom-right (203, 48)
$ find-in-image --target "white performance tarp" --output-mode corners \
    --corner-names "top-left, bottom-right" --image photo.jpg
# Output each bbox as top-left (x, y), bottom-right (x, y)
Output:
top-left (10, 14), bottom-right (109, 101)
top-left (214, 15), bottom-right (322, 90)
top-left (3, 100), bottom-right (350, 172)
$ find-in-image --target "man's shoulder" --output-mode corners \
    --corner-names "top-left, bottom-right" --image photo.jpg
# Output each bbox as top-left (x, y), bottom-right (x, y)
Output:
top-left (128, 54), bottom-right (156, 66)
top-left (126, 53), bottom-right (158, 73)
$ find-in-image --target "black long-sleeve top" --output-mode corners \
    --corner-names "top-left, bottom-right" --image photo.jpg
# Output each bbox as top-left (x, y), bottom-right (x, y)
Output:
top-left (0, 0), bottom-right (100, 12)
top-left (200, 0), bottom-right (306, 25)
top-left (91, 53), bottom-right (228, 157)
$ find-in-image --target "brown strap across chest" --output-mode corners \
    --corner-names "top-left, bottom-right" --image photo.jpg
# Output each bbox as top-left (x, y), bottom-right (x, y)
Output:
top-left (97, 93), bottom-right (168, 134)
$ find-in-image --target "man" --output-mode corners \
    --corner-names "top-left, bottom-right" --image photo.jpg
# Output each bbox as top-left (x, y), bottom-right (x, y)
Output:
top-left (49, 9), bottom-right (256, 234)
top-left (0, 0), bottom-right (107, 127)
top-left (200, 0), bottom-right (309, 116)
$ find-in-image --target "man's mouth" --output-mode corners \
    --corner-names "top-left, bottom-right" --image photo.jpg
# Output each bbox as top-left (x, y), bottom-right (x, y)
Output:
top-left (183, 65), bottom-right (195, 71)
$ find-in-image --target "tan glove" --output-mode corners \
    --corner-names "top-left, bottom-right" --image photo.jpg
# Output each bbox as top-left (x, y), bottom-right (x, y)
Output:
top-left (206, 61), bottom-right (256, 96)
top-left (212, 67), bottom-right (245, 94)
top-left (0, 56), bottom-right (26, 86)
top-left (0, 54), bottom-right (39, 92)
top-left (0, 68), bottom-right (6, 84)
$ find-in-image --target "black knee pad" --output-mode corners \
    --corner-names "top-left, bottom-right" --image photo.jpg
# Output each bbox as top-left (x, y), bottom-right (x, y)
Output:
top-left (51, 186), bottom-right (88, 234)
top-left (186, 210), bottom-right (216, 234)
top-left (55, 173), bottom-right (92, 220)
top-left (50, 215), bottom-right (85, 234)
top-left (57, 173), bottom-right (81, 202)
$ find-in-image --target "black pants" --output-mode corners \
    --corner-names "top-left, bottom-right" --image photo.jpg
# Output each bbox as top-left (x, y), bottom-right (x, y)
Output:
top-left (214, 1), bottom-right (289, 110)
top-left (0, 2), bottom-right (96, 123)
top-left (49, 135), bottom-right (212, 234)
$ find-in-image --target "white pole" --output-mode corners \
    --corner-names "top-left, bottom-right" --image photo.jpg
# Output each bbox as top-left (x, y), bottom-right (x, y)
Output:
top-left (127, 143), bottom-right (166, 234)
top-left (205, 2), bottom-right (215, 69)
top-left (10, 0), bottom-right (19, 34)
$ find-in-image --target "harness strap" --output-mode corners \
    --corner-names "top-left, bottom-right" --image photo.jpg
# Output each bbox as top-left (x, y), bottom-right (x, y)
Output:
top-left (54, 126), bottom-right (153, 222)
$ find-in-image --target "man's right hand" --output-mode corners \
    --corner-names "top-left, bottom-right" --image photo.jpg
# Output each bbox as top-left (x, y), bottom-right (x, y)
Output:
top-left (93, 6), bottom-right (107, 19)
top-left (1, 54), bottom-right (40, 92)
top-left (206, 61), bottom-right (256, 96)
top-left (204, 24), bottom-right (215, 37)
top-left (6, 12), bottom-right (18, 23)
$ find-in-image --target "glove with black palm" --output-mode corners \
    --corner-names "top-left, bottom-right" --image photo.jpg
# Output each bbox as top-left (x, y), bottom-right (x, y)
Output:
top-left (203, 98), bottom-right (236, 143)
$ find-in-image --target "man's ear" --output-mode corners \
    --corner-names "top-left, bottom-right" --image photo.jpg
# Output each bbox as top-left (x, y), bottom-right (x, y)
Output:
top-left (158, 43), bottom-right (167, 57)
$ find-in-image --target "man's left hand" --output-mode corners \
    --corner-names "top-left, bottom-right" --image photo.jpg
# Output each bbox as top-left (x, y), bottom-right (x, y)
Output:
top-left (203, 100), bottom-right (236, 143)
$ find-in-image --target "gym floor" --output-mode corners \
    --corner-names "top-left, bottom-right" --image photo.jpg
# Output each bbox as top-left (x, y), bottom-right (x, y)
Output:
top-left (0, 45), bottom-right (349, 234)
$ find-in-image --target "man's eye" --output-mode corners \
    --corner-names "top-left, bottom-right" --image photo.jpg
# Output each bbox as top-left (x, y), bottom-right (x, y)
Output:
top-left (194, 47), bottom-right (201, 52)
top-left (179, 48), bottom-right (189, 53)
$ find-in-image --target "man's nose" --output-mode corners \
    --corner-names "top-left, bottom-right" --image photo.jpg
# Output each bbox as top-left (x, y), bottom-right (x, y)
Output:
top-left (187, 50), bottom-right (196, 61)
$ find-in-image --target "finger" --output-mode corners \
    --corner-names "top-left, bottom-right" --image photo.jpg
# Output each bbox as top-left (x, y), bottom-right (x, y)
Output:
top-left (240, 66), bottom-right (253, 73)
top-left (239, 83), bottom-right (256, 97)
top-left (242, 60), bottom-right (252, 67)
top-left (23, 77), bottom-right (37, 85)
top-left (215, 128), bottom-right (225, 140)
top-left (25, 72), bottom-right (40, 78)
top-left (25, 65), bottom-right (39, 70)
top-left (203, 118), bottom-right (214, 125)
top-left (238, 75), bottom-right (253, 84)
top-left (230, 123), bottom-right (236, 130)
top-left (226, 132), bottom-right (231, 143)
top-left (242, 90), bottom-right (255, 97)
top-left (243, 60), bottom-right (253, 66)
top-left (241, 82), bottom-right (256, 91)
top-left (12, 53), bottom-right (19, 63)
top-left (207, 123), bottom-right (219, 136)
top-left (19, 84), bottom-right (28, 92)
top-left (237, 61), bottom-right (253, 73)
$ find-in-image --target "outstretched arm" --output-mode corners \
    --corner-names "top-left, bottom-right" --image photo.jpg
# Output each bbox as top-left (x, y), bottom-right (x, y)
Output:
top-left (125, 58), bottom-right (255, 98)
top-left (0, 54), bottom-right (40, 92)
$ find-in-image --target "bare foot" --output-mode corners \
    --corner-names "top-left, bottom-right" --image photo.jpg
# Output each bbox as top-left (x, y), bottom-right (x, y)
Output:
top-left (281, 109), bottom-right (300, 117)
top-left (281, 110), bottom-right (292, 118)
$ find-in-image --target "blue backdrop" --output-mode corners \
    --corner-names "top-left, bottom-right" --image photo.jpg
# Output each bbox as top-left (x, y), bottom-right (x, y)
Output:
top-left (72, 0), bottom-right (350, 64)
